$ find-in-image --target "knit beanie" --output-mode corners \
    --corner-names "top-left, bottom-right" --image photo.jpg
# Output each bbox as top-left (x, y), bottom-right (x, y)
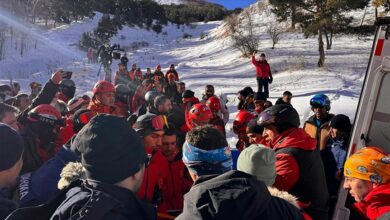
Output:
top-left (0, 123), bottom-right (24, 171)
top-left (330, 114), bottom-right (352, 133)
top-left (237, 144), bottom-right (276, 186)
top-left (72, 114), bottom-right (147, 184)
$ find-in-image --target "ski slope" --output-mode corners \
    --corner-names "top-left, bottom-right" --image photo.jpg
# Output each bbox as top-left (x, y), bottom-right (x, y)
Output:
top-left (0, 4), bottom-right (374, 146)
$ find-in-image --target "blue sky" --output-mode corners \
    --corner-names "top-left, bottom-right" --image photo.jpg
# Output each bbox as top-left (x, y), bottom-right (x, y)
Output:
top-left (208, 0), bottom-right (257, 9)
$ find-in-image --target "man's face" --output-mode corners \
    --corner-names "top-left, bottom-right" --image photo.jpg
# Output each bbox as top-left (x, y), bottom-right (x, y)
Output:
top-left (312, 106), bottom-right (328, 120)
top-left (344, 177), bottom-right (373, 202)
top-left (97, 92), bottom-right (115, 106)
top-left (18, 96), bottom-right (31, 111)
top-left (118, 64), bottom-right (125, 71)
top-left (178, 84), bottom-right (186, 94)
top-left (1, 112), bottom-right (18, 131)
top-left (283, 95), bottom-right (292, 104)
top-left (262, 125), bottom-right (279, 143)
top-left (205, 87), bottom-right (214, 98)
top-left (247, 132), bottom-right (263, 144)
top-left (158, 100), bottom-right (172, 114)
top-left (161, 135), bottom-right (177, 161)
top-left (144, 131), bottom-right (164, 151)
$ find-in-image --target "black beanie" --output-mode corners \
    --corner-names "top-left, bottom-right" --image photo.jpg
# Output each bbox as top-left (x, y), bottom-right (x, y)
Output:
top-left (330, 114), bottom-right (352, 133)
top-left (0, 123), bottom-right (24, 171)
top-left (182, 90), bottom-right (195, 99)
top-left (134, 113), bottom-right (164, 138)
top-left (247, 119), bottom-right (264, 134)
top-left (72, 114), bottom-right (147, 184)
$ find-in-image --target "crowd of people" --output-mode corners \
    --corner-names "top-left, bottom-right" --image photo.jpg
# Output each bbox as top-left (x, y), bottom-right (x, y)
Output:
top-left (0, 57), bottom-right (389, 220)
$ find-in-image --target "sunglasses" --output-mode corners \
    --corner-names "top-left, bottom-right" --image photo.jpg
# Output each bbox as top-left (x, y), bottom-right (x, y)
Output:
top-left (151, 115), bottom-right (169, 130)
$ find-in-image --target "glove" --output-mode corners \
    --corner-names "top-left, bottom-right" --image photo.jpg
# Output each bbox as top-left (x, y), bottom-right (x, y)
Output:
top-left (269, 77), bottom-right (273, 84)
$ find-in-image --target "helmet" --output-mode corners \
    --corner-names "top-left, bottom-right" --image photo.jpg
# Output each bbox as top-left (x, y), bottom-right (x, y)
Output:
top-left (145, 90), bottom-right (160, 106)
top-left (156, 64), bottom-right (161, 69)
top-left (92, 81), bottom-right (115, 96)
top-left (205, 96), bottom-right (221, 112)
top-left (186, 103), bottom-right (213, 129)
top-left (310, 94), bottom-right (331, 111)
top-left (233, 110), bottom-right (255, 134)
top-left (59, 79), bottom-right (75, 88)
top-left (28, 104), bottom-right (64, 126)
top-left (257, 104), bottom-right (300, 133)
top-left (115, 84), bottom-right (131, 95)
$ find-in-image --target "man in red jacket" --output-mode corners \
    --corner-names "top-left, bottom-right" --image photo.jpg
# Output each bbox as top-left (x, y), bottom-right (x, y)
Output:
top-left (252, 52), bottom-right (273, 97)
top-left (258, 104), bottom-right (329, 220)
top-left (161, 128), bottom-right (192, 213)
top-left (343, 147), bottom-right (390, 220)
top-left (134, 113), bottom-right (172, 214)
top-left (87, 80), bottom-right (123, 117)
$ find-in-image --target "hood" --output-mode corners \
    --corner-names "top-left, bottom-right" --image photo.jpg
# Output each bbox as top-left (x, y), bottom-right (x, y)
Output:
top-left (57, 162), bottom-right (86, 190)
top-left (179, 170), bottom-right (271, 220)
top-left (267, 187), bottom-right (299, 208)
top-left (272, 128), bottom-right (317, 151)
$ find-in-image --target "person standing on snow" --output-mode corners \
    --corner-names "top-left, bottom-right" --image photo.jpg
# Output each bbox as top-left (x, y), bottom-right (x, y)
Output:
top-left (251, 52), bottom-right (273, 97)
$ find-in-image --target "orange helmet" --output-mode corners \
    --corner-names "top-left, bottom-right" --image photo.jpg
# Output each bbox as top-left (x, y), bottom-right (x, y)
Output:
top-left (206, 96), bottom-right (221, 113)
top-left (233, 110), bottom-right (255, 134)
top-left (28, 104), bottom-right (64, 126)
top-left (186, 103), bottom-right (213, 129)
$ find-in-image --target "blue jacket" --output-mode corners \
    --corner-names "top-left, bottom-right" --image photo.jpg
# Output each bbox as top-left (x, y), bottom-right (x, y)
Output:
top-left (0, 188), bottom-right (16, 220)
top-left (18, 143), bottom-right (78, 207)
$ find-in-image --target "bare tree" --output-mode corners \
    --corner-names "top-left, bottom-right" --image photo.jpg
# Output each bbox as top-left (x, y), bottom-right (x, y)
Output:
top-left (267, 21), bottom-right (284, 49)
top-left (230, 9), bottom-right (259, 57)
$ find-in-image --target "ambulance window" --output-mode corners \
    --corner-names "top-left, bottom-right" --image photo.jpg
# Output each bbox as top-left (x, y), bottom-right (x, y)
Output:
top-left (367, 73), bottom-right (390, 152)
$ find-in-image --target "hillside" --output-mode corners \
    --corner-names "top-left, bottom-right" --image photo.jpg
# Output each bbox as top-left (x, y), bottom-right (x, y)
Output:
top-left (0, 2), bottom-right (375, 146)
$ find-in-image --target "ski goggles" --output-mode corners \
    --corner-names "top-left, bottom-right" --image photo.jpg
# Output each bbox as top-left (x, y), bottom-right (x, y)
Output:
top-left (150, 115), bottom-right (169, 131)
top-left (30, 112), bottom-right (65, 127)
top-left (257, 111), bottom-right (277, 127)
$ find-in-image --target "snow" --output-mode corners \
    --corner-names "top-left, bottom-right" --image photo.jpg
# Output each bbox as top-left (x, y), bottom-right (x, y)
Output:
top-left (0, 3), bottom-right (374, 147)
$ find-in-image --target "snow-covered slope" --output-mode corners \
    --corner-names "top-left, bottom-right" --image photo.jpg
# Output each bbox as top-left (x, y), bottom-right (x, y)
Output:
top-left (0, 2), bottom-right (375, 146)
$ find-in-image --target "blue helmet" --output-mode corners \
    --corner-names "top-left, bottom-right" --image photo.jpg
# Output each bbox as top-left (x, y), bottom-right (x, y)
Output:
top-left (310, 94), bottom-right (331, 111)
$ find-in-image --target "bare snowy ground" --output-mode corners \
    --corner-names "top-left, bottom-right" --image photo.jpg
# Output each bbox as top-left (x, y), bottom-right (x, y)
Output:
top-left (0, 8), bottom-right (374, 146)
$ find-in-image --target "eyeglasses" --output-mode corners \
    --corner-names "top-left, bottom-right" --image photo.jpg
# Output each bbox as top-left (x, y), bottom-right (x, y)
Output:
top-left (151, 115), bottom-right (169, 130)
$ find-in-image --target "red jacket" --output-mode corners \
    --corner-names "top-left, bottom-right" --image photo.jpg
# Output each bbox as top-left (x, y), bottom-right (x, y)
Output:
top-left (167, 155), bottom-right (193, 211)
top-left (137, 149), bottom-right (172, 213)
top-left (268, 128), bottom-right (317, 192)
top-left (353, 182), bottom-right (390, 220)
top-left (252, 56), bottom-right (271, 79)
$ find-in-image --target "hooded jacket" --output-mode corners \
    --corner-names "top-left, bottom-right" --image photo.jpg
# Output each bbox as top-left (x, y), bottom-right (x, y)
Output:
top-left (0, 188), bottom-right (16, 220)
top-left (7, 180), bottom-right (156, 220)
top-left (177, 170), bottom-right (305, 220)
top-left (18, 142), bottom-right (78, 207)
top-left (353, 182), bottom-right (390, 220)
top-left (270, 128), bottom-right (329, 220)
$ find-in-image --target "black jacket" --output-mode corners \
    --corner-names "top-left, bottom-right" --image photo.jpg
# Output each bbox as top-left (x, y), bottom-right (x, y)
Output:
top-left (7, 180), bottom-right (156, 220)
top-left (0, 188), bottom-right (16, 220)
top-left (176, 170), bottom-right (304, 220)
